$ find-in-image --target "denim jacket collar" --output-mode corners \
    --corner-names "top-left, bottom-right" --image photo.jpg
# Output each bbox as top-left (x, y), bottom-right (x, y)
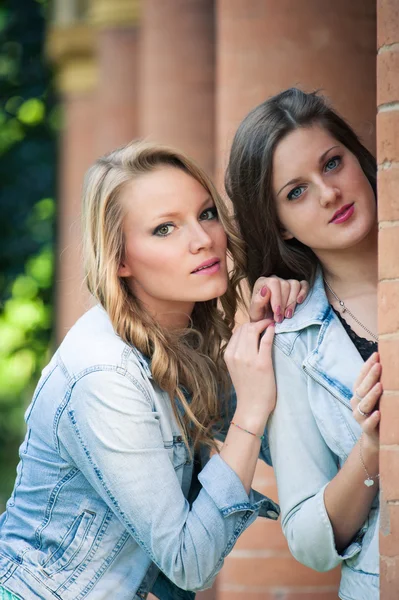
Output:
top-left (275, 269), bottom-right (364, 411)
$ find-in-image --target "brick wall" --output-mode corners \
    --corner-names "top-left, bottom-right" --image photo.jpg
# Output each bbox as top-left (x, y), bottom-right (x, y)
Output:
top-left (377, 0), bottom-right (399, 598)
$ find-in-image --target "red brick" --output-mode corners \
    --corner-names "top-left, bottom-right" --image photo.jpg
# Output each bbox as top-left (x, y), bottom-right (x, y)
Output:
top-left (216, 0), bottom-right (376, 185)
top-left (380, 393), bottom-right (399, 445)
top-left (377, 49), bottom-right (399, 106)
top-left (140, 0), bottom-right (215, 176)
top-left (380, 555), bottom-right (399, 600)
top-left (378, 164), bottom-right (399, 222)
top-left (379, 226), bottom-right (399, 280)
top-left (218, 592), bottom-right (339, 600)
top-left (380, 499), bottom-right (399, 556)
top-left (379, 281), bottom-right (399, 334)
top-left (379, 337), bottom-right (399, 391)
top-left (57, 94), bottom-right (97, 343)
top-left (377, 110), bottom-right (399, 164)
top-left (377, 0), bottom-right (399, 47)
top-left (197, 588), bottom-right (217, 600)
top-left (96, 28), bottom-right (139, 155)
top-left (380, 447), bottom-right (399, 501)
top-left (218, 557), bottom-right (340, 588)
top-left (235, 517), bottom-right (288, 552)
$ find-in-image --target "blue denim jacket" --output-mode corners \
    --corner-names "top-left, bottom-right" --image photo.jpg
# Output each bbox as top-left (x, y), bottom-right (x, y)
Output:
top-left (264, 271), bottom-right (379, 600)
top-left (0, 305), bottom-right (279, 600)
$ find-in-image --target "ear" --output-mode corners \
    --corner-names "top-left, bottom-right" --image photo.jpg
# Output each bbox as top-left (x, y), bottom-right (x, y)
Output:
top-left (280, 228), bottom-right (294, 241)
top-left (117, 261), bottom-right (132, 278)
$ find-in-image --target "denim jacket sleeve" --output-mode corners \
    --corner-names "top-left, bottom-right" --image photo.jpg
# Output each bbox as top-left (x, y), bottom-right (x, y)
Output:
top-left (57, 368), bottom-right (271, 591)
top-left (268, 344), bottom-right (362, 572)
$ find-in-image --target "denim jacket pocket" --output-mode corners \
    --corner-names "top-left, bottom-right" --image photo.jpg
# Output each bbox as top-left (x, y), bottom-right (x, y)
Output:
top-left (41, 509), bottom-right (96, 576)
top-left (164, 436), bottom-right (190, 471)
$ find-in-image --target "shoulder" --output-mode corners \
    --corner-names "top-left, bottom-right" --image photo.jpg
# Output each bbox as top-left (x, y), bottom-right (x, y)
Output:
top-left (57, 305), bottom-right (146, 381)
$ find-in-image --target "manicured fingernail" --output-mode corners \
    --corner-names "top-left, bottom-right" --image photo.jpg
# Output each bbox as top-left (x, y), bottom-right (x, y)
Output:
top-left (297, 295), bottom-right (304, 304)
top-left (260, 285), bottom-right (268, 297)
top-left (275, 305), bottom-right (281, 316)
top-left (285, 308), bottom-right (293, 319)
top-left (276, 314), bottom-right (283, 323)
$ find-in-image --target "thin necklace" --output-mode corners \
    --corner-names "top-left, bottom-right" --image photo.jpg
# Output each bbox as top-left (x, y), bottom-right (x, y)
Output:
top-left (323, 279), bottom-right (378, 342)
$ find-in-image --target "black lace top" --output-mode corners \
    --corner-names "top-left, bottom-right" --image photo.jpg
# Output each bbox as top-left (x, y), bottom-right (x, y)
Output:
top-left (332, 307), bottom-right (378, 362)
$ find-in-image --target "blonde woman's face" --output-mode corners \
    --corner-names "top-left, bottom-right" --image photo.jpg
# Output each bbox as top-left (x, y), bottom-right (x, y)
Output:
top-left (118, 166), bottom-right (228, 328)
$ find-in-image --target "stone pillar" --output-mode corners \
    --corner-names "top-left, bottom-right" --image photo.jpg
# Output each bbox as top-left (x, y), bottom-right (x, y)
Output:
top-left (216, 0), bottom-right (376, 185)
top-left (377, 1), bottom-right (399, 597)
top-left (89, 0), bottom-right (140, 155)
top-left (139, 0), bottom-right (215, 177)
top-left (47, 21), bottom-right (98, 342)
top-left (216, 1), bottom-right (376, 597)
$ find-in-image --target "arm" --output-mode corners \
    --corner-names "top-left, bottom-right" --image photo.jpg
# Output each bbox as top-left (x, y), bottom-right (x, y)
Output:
top-left (58, 333), bottom-right (277, 591)
top-left (323, 353), bottom-right (381, 552)
top-left (268, 344), bottom-right (374, 571)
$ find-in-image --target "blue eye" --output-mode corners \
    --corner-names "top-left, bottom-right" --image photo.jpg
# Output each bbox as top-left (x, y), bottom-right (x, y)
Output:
top-left (325, 156), bottom-right (341, 172)
top-left (200, 206), bottom-right (218, 220)
top-left (153, 223), bottom-right (174, 237)
top-left (287, 186), bottom-right (306, 201)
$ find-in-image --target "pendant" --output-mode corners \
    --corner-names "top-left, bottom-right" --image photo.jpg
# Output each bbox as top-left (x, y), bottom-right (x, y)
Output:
top-left (364, 478), bottom-right (374, 487)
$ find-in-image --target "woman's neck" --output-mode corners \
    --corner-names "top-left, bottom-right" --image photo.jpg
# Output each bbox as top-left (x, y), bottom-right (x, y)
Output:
top-left (317, 227), bottom-right (378, 297)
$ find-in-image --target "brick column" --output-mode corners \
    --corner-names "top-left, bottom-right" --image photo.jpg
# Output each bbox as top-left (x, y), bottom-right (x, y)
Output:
top-left (216, 0), bottom-right (376, 185)
top-left (139, 0), bottom-right (215, 176)
top-left (377, 1), bottom-right (399, 597)
top-left (47, 24), bottom-right (98, 342)
top-left (216, 2), bottom-right (376, 598)
top-left (89, 0), bottom-right (140, 155)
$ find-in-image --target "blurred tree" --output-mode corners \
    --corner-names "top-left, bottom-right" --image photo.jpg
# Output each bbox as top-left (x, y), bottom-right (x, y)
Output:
top-left (0, 0), bottom-right (59, 508)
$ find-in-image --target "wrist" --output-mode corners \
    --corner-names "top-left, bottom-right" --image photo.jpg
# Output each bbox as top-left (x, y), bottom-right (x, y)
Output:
top-left (359, 433), bottom-right (379, 486)
top-left (232, 410), bottom-right (268, 437)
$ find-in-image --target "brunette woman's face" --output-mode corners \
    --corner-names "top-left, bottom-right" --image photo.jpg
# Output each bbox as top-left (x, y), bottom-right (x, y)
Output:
top-left (118, 166), bottom-right (228, 326)
top-left (272, 125), bottom-right (376, 256)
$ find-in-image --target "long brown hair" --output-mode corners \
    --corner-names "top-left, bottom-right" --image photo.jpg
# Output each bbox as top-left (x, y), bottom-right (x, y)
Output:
top-left (82, 140), bottom-right (246, 450)
top-left (225, 88), bottom-right (377, 289)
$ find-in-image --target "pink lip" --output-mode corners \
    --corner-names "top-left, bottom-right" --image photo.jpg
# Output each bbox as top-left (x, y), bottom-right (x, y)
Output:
top-left (191, 258), bottom-right (221, 275)
top-left (329, 203), bottom-right (355, 224)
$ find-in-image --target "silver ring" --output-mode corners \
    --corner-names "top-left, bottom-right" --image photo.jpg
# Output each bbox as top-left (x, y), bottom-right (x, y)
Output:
top-left (355, 390), bottom-right (364, 402)
top-left (357, 404), bottom-right (371, 418)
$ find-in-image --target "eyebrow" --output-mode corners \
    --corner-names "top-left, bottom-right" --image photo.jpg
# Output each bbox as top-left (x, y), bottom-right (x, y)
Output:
top-left (152, 196), bottom-right (213, 221)
top-left (276, 145), bottom-right (341, 197)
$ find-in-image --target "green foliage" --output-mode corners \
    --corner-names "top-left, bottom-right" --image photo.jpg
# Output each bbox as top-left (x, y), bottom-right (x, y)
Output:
top-left (0, 0), bottom-right (57, 508)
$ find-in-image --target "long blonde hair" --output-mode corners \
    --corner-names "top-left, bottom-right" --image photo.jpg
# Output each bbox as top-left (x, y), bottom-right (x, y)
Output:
top-left (82, 140), bottom-right (246, 450)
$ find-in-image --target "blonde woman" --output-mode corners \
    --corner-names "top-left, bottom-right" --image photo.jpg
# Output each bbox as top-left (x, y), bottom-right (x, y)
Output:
top-left (0, 141), bottom-right (305, 600)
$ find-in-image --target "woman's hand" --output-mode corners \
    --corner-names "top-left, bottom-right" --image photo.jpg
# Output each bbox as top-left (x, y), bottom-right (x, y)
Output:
top-left (249, 276), bottom-right (309, 323)
top-left (351, 352), bottom-right (382, 450)
top-left (224, 318), bottom-right (276, 429)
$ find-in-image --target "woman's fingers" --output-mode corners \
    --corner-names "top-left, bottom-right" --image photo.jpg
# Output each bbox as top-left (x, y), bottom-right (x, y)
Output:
top-left (297, 280), bottom-right (310, 305)
top-left (353, 352), bottom-right (379, 393)
top-left (283, 279), bottom-right (301, 319)
top-left (249, 284), bottom-right (273, 322)
top-left (353, 382), bottom-right (382, 420)
top-left (361, 410), bottom-right (381, 437)
top-left (225, 319), bottom-right (273, 362)
top-left (267, 277), bottom-right (289, 322)
top-left (258, 321), bottom-right (276, 358)
top-left (250, 276), bottom-right (310, 323)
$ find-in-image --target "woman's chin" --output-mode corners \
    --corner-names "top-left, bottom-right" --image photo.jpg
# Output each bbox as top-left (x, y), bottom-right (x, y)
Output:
top-left (195, 280), bottom-right (229, 302)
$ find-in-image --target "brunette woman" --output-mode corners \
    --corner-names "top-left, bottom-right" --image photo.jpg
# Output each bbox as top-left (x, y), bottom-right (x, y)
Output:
top-left (226, 88), bottom-right (381, 600)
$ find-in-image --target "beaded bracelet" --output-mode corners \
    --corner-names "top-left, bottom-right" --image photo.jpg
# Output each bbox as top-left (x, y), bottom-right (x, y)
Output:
top-left (359, 433), bottom-right (380, 487)
top-left (230, 421), bottom-right (265, 441)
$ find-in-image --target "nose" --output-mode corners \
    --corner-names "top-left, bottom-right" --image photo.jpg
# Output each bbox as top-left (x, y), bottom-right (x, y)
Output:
top-left (318, 180), bottom-right (341, 207)
top-left (188, 221), bottom-right (213, 253)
